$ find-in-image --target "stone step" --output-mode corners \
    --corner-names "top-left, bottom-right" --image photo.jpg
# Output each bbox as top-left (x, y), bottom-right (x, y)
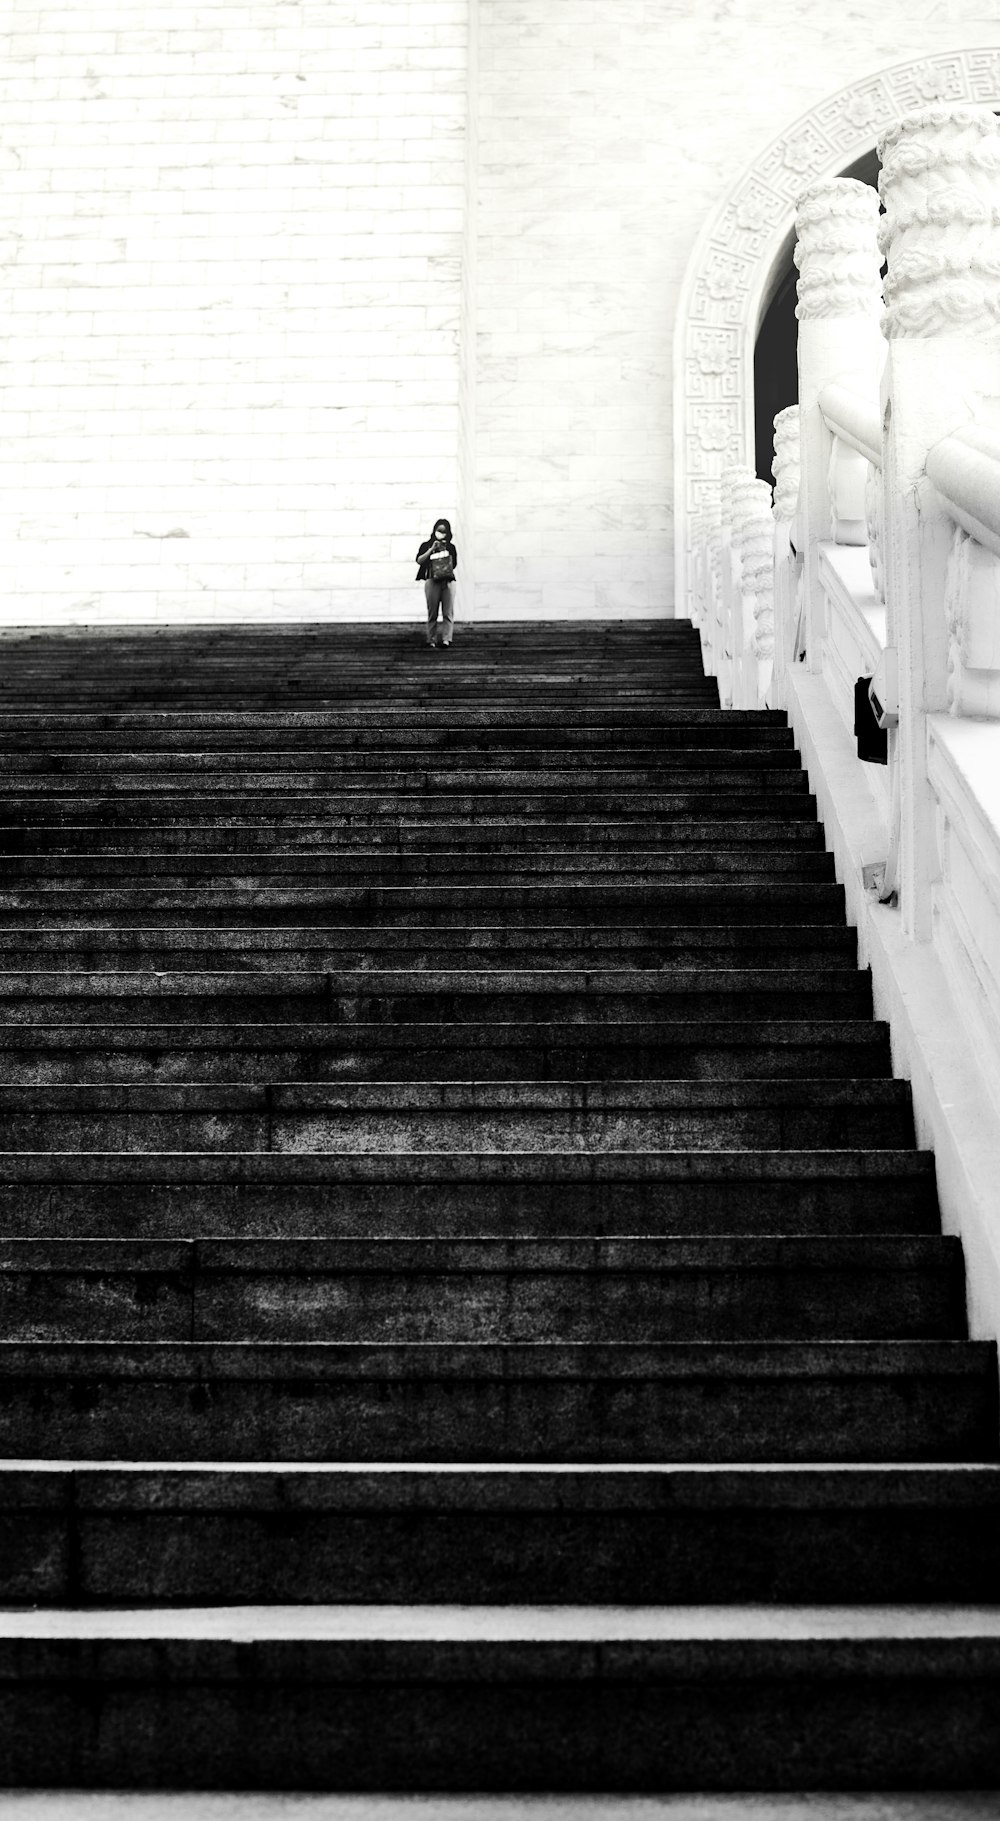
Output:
top-left (0, 1077), bottom-right (912, 1150)
top-left (0, 1149), bottom-right (938, 1238)
top-left (5, 1463), bottom-right (1000, 1606)
top-left (0, 790), bottom-right (819, 818)
top-left (0, 732), bottom-right (797, 781)
top-left (0, 923), bottom-right (859, 970)
top-left (0, 1235), bottom-right (963, 1345)
top-left (0, 820), bottom-right (827, 855)
top-left (0, 705), bottom-right (785, 734)
top-left (0, 761), bottom-right (808, 790)
top-left (3, 686), bottom-right (717, 700)
top-left (0, 968), bottom-right (873, 1024)
top-left (0, 880), bottom-right (850, 926)
top-left (0, 801), bottom-right (820, 833)
top-left (0, 853), bottom-right (840, 892)
top-left (0, 722), bottom-right (790, 752)
top-left (0, 754), bottom-right (807, 782)
top-left (0, 1339), bottom-right (992, 1461)
top-left (5, 1603), bottom-right (1000, 1791)
top-left (0, 1019), bottom-right (893, 1081)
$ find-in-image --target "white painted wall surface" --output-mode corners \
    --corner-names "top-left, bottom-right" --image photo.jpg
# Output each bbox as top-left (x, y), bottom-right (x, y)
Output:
top-left (4, 3), bottom-right (1000, 622)
top-left (0, 0), bottom-right (468, 624)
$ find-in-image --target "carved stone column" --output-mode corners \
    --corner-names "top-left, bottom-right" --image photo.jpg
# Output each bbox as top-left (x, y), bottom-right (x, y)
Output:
top-left (714, 469), bottom-right (761, 710)
top-left (773, 407), bottom-right (802, 527)
top-left (771, 405), bottom-right (802, 704)
top-left (879, 104), bottom-right (1000, 938)
top-left (794, 179), bottom-right (884, 676)
top-left (734, 479), bottom-right (775, 709)
top-left (794, 181), bottom-right (881, 688)
top-left (717, 465), bottom-right (754, 709)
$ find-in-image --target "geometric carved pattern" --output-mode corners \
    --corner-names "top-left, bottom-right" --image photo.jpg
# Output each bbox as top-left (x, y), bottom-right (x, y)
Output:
top-left (674, 49), bottom-right (1000, 617)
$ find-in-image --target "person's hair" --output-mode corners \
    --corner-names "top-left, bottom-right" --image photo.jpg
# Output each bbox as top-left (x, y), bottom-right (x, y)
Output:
top-left (432, 517), bottom-right (452, 539)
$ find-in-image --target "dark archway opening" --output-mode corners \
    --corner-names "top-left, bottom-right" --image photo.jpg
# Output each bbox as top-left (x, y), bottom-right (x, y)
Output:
top-left (753, 146), bottom-right (881, 486)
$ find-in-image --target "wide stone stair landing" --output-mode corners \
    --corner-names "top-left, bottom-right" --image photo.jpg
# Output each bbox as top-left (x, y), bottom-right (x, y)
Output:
top-left (0, 617), bottom-right (997, 1794)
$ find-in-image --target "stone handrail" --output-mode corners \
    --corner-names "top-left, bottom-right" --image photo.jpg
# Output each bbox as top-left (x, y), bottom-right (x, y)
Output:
top-left (926, 422), bottom-right (1000, 563)
top-left (818, 385), bottom-right (881, 468)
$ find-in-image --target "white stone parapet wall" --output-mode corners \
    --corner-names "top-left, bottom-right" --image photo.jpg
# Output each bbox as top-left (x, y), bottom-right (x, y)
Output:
top-left (0, 1), bottom-right (469, 624)
top-left (767, 105), bottom-right (1000, 1368)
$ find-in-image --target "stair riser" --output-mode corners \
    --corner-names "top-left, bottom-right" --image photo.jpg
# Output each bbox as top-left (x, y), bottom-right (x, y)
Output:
top-left (0, 788), bottom-right (815, 816)
top-left (0, 824), bottom-right (826, 855)
top-left (0, 988), bottom-right (874, 1023)
top-left (8, 1501), bottom-right (1000, 1604)
top-left (0, 1179), bottom-right (940, 1238)
top-left (0, 1107), bottom-right (912, 1149)
top-left (0, 722), bottom-right (786, 750)
top-left (0, 938), bottom-right (861, 970)
top-left (0, 1361), bottom-right (991, 1461)
top-left (0, 1257), bottom-right (963, 1344)
top-left (0, 882), bottom-right (851, 919)
top-left (0, 1033), bottom-right (893, 1082)
top-left (0, 858), bottom-right (841, 888)
top-left (0, 761), bottom-right (808, 787)
top-left (3, 1648), bottom-right (998, 1791)
top-left (0, 794), bottom-right (818, 821)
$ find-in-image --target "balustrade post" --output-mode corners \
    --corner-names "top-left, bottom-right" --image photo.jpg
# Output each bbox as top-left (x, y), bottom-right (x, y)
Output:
top-left (770, 405), bottom-right (802, 705)
top-left (719, 466), bottom-right (764, 709)
top-left (689, 513), bottom-right (714, 674)
top-left (733, 478), bottom-right (775, 710)
top-left (879, 104), bottom-right (1000, 939)
top-left (717, 467), bottom-right (746, 708)
top-left (793, 180), bottom-right (884, 677)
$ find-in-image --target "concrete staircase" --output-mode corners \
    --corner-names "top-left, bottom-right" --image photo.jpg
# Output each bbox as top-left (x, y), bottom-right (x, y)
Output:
top-left (0, 618), bottom-right (998, 1794)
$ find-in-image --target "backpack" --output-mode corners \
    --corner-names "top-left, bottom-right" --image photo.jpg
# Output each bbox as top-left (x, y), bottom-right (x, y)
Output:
top-left (428, 544), bottom-right (454, 582)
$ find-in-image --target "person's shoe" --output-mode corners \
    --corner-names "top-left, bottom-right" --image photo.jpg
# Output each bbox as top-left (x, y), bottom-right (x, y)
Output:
top-left (442, 640), bottom-right (452, 649)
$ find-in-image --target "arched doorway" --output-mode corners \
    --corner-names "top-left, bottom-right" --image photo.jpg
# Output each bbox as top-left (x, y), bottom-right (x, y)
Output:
top-left (673, 51), bottom-right (1000, 616)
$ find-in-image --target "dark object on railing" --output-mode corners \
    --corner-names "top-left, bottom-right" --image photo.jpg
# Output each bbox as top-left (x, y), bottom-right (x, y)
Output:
top-left (854, 675), bottom-right (888, 764)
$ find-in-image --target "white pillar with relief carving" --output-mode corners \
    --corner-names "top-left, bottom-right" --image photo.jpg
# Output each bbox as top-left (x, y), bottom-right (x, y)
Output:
top-left (879, 104), bottom-right (1000, 941)
top-left (770, 405), bottom-right (802, 706)
top-left (794, 180), bottom-right (884, 678)
top-left (718, 467), bottom-right (760, 710)
top-left (733, 478), bottom-right (775, 710)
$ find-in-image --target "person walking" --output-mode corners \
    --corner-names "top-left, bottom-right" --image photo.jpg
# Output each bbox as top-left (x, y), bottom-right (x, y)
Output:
top-left (416, 517), bottom-right (458, 649)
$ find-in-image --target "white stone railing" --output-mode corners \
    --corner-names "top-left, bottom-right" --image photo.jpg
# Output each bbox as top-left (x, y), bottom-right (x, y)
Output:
top-left (812, 382), bottom-right (888, 763)
top-left (699, 104), bottom-right (1000, 1360)
top-left (929, 428), bottom-right (1000, 715)
top-left (712, 468), bottom-right (774, 709)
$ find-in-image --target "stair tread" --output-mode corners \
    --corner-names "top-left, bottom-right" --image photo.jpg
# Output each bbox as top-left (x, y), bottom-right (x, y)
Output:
top-left (0, 1235), bottom-right (956, 1265)
top-left (3, 1339), bottom-right (988, 1372)
top-left (5, 1602), bottom-right (1000, 1642)
top-left (0, 1150), bottom-right (933, 1179)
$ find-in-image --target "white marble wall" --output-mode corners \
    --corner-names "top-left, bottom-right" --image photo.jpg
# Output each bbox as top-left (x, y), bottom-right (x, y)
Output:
top-left (5, 3), bottom-right (1000, 622)
top-left (0, 0), bottom-right (468, 624)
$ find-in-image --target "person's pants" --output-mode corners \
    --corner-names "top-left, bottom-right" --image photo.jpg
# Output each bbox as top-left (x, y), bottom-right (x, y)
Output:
top-left (424, 579), bottom-right (454, 644)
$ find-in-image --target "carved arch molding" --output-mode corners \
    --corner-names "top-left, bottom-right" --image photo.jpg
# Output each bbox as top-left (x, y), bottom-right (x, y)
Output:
top-left (673, 47), bottom-right (1000, 616)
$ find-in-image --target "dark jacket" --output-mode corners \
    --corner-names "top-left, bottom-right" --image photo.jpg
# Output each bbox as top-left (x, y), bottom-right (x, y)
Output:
top-left (416, 526), bottom-right (458, 582)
